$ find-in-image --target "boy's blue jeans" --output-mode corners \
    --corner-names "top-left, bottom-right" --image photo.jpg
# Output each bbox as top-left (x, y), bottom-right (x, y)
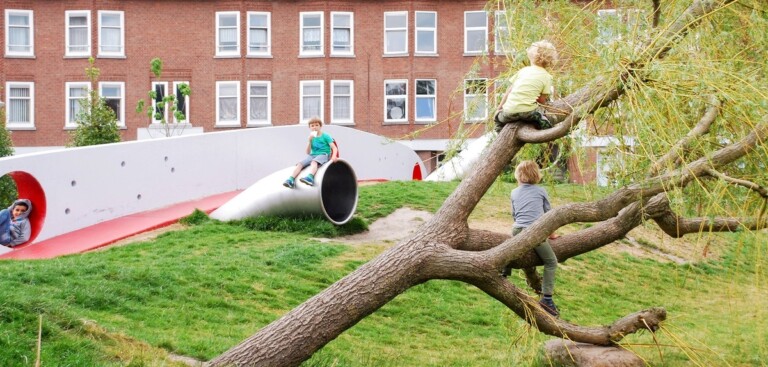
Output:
top-left (0, 209), bottom-right (12, 245)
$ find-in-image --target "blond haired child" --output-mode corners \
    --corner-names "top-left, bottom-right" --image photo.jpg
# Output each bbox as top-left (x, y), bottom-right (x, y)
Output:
top-left (503, 160), bottom-right (561, 317)
top-left (495, 40), bottom-right (558, 132)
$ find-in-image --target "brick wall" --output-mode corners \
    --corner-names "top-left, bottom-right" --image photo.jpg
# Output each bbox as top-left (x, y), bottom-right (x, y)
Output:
top-left (2, 0), bottom-right (504, 148)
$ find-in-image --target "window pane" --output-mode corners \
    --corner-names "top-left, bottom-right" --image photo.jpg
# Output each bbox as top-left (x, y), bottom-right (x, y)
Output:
top-left (387, 98), bottom-right (406, 119)
top-left (333, 14), bottom-right (350, 27)
top-left (250, 85), bottom-right (268, 95)
top-left (70, 15), bottom-right (87, 26)
top-left (333, 84), bottom-right (350, 94)
top-left (69, 87), bottom-right (88, 97)
top-left (250, 14), bottom-right (267, 27)
top-left (102, 86), bottom-right (121, 98)
top-left (385, 14), bottom-right (406, 28)
top-left (219, 28), bottom-right (237, 50)
top-left (102, 13), bottom-right (121, 26)
top-left (9, 100), bottom-right (30, 123)
top-left (466, 30), bottom-right (485, 52)
top-left (386, 31), bottom-right (406, 53)
top-left (416, 98), bottom-right (435, 119)
top-left (386, 82), bottom-right (406, 95)
top-left (416, 31), bottom-right (435, 52)
top-left (102, 28), bottom-right (122, 51)
top-left (304, 14), bottom-right (321, 27)
top-left (220, 14), bottom-right (237, 27)
top-left (416, 80), bottom-right (435, 95)
top-left (466, 12), bottom-right (486, 27)
top-left (105, 98), bottom-right (120, 119)
top-left (303, 84), bottom-right (321, 95)
top-left (303, 96), bottom-right (321, 119)
top-left (250, 97), bottom-right (267, 120)
top-left (219, 83), bottom-right (237, 96)
top-left (9, 87), bottom-right (30, 98)
top-left (9, 14), bottom-right (30, 26)
top-left (219, 98), bottom-right (237, 120)
top-left (416, 13), bottom-right (435, 27)
top-left (70, 28), bottom-right (88, 51)
top-left (333, 96), bottom-right (350, 120)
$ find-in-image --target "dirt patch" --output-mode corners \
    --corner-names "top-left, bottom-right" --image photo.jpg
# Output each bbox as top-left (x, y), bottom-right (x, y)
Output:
top-left (338, 207), bottom-right (433, 245)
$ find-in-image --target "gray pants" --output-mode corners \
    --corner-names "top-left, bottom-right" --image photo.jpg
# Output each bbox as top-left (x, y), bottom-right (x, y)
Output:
top-left (513, 227), bottom-right (557, 295)
top-left (494, 108), bottom-right (551, 131)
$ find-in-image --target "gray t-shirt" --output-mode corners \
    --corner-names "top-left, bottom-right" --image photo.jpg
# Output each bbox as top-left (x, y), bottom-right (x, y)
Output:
top-left (511, 184), bottom-right (551, 228)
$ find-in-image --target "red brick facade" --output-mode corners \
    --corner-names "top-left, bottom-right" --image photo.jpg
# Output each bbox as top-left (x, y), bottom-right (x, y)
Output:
top-left (2, 0), bottom-right (508, 159)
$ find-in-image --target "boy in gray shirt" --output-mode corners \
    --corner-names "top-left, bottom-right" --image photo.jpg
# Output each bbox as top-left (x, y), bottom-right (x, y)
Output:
top-left (503, 160), bottom-right (560, 317)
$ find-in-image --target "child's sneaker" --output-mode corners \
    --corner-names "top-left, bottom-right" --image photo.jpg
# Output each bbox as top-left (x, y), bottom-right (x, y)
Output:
top-left (299, 175), bottom-right (315, 186)
top-left (283, 177), bottom-right (295, 188)
top-left (539, 297), bottom-right (560, 317)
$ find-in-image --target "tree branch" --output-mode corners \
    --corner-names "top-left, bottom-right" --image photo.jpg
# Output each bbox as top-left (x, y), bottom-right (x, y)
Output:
top-left (705, 168), bottom-right (768, 198)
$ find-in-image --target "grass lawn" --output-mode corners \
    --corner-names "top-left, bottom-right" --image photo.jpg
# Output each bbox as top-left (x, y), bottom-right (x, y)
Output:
top-left (0, 181), bottom-right (765, 366)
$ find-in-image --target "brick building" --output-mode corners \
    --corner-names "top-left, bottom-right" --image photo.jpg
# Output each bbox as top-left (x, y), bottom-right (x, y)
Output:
top-left (2, 0), bottom-right (519, 173)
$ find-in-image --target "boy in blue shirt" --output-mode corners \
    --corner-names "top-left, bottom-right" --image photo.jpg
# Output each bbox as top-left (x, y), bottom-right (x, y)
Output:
top-left (284, 117), bottom-right (338, 188)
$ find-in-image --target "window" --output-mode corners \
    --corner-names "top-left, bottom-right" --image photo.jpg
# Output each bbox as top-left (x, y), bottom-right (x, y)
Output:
top-left (216, 11), bottom-right (240, 56)
top-left (464, 79), bottom-right (487, 121)
top-left (331, 80), bottom-right (353, 124)
top-left (415, 79), bottom-right (436, 122)
top-left (216, 81), bottom-right (240, 126)
top-left (415, 12), bottom-right (437, 54)
top-left (597, 9), bottom-right (647, 44)
top-left (247, 12), bottom-right (270, 56)
top-left (384, 12), bottom-right (407, 55)
top-left (66, 11), bottom-right (90, 57)
top-left (5, 10), bottom-right (34, 57)
top-left (151, 82), bottom-right (168, 124)
top-left (65, 82), bottom-right (90, 128)
top-left (494, 11), bottom-right (510, 54)
top-left (5, 82), bottom-right (34, 128)
top-left (464, 11), bottom-right (487, 54)
top-left (384, 80), bottom-right (407, 123)
top-left (300, 12), bottom-right (323, 56)
top-left (98, 11), bottom-right (124, 57)
top-left (173, 81), bottom-right (190, 124)
top-left (331, 12), bottom-right (353, 56)
top-left (100, 82), bottom-right (125, 126)
top-left (300, 80), bottom-right (324, 123)
top-left (247, 81), bottom-right (271, 126)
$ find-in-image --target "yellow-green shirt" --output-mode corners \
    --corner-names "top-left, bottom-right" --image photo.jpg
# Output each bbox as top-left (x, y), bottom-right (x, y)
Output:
top-left (501, 65), bottom-right (553, 114)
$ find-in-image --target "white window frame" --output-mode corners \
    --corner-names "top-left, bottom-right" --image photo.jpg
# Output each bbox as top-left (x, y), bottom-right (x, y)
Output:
top-left (330, 80), bottom-right (354, 125)
top-left (98, 10), bottom-right (124, 57)
top-left (216, 81), bottom-right (241, 127)
top-left (415, 79), bottom-right (437, 123)
top-left (300, 12), bottom-right (324, 57)
top-left (247, 12), bottom-right (271, 57)
top-left (99, 81), bottom-right (125, 127)
top-left (330, 12), bottom-right (354, 56)
top-left (172, 81), bottom-right (190, 124)
top-left (5, 10), bottom-right (34, 57)
top-left (150, 82), bottom-right (169, 124)
top-left (247, 80), bottom-right (271, 126)
top-left (384, 79), bottom-right (408, 124)
top-left (5, 82), bottom-right (35, 129)
top-left (464, 78), bottom-right (488, 121)
top-left (494, 11), bottom-right (510, 55)
top-left (384, 11), bottom-right (408, 55)
top-left (216, 11), bottom-right (241, 57)
top-left (299, 80), bottom-right (324, 123)
top-left (65, 10), bottom-right (91, 57)
top-left (65, 82), bottom-right (90, 128)
top-left (464, 11), bottom-right (487, 54)
top-left (414, 11), bottom-right (437, 55)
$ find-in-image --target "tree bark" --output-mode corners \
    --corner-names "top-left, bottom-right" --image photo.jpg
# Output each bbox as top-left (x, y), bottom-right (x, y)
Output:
top-left (207, 1), bottom-right (746, 366)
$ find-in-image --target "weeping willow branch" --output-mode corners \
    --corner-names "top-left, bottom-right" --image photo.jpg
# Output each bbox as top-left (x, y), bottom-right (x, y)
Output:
top-left (704, 168), bottom-right (768, 198)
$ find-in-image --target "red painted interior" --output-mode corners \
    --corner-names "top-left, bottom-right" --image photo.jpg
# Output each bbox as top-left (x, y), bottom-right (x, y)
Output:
top-left (7, 171), bottom-right (46, 245)
top-left (412, 162), bottom-right (422, 181)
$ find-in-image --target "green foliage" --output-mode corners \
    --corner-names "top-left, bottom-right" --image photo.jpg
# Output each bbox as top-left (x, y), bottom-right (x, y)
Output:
top-left (237, 215), bottom-right (367, 238)
top-left (136, 58), bottom-right (191, 138)
top-left (179, 209), bottom-right (210, 226)
top-left (0, 106), bottom-right (18, 207)
top-left (67, 58), bottom-right (122, 147)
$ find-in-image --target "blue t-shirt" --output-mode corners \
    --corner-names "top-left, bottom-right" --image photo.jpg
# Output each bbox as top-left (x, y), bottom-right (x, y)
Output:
top-left (310, 132), bottom-right (334, 156)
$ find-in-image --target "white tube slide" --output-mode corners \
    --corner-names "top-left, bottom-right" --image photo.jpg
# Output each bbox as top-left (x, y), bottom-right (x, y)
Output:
top-left (425, 133), bottom-right (493, 181)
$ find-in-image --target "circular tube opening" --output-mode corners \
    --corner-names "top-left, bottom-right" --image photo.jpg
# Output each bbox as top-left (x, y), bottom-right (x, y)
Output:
top-left (319, 161), bottom-right (358, 225)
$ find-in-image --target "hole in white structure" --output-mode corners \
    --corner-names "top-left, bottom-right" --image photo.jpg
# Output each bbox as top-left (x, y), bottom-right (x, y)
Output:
top-left (320, 161), bottom-right (358, 225)
top-left (171, 167), bottom-right (175, 173)
top-left (71, 180), bottom-right (76, 187)
top-left (65, 208), bottom-right (70, 214)
top-left (121, 161), bottom-right (126, 167)
top-left (164, 156), bottom-right (169, 162)
top-left (137, 194), bottom-right (142, 200)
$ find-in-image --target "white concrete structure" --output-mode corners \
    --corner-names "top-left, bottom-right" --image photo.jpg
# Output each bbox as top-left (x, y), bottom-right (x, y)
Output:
top-left (0, 125), bottom-right (423, 244)
top-left (425, 133), bottom-right (493, 181)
